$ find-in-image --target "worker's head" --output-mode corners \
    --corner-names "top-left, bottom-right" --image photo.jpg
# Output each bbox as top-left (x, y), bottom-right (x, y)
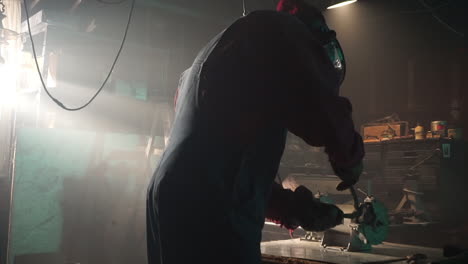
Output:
top-left (276, 0), bottom-right (325, 30)
top-left (277, 0), bottom-right (347, 88)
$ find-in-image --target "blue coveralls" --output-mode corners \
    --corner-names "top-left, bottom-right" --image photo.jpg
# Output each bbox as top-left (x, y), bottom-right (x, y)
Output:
top-left (147, 10), bottom-right (363, 264)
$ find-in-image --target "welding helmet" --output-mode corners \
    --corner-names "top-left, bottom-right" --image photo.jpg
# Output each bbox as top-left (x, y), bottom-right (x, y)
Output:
top-left (309, 21), bottom-right (347, 87)
top-left (277, 0), bottom-right (347, 87)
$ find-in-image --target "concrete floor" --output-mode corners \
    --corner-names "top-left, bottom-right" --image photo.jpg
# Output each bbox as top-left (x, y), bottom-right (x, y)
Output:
top-left (261, 239), bottom-right (444, 264)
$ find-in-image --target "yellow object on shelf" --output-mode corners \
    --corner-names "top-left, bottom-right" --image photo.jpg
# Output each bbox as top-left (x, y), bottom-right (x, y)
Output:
top-left (415, 124), bottom-right (425, 140)
top-left (426, 131), bottom-right (433, 139)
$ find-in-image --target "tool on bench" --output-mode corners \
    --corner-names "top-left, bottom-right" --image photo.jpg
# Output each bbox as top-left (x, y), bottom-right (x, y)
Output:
top-left (320, 186), bottom-right (389, 252)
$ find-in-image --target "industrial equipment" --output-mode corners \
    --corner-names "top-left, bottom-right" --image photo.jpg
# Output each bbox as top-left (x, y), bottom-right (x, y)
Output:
top-left (391, 148), bottom-right (441, 224)
top-left (319, 187), bottom-right (389, 252)
top-left (361, 114), bottom-right (409, 141)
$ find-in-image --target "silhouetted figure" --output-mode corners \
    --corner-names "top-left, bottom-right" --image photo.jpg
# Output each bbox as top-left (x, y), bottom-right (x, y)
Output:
top-left (147, 1), bottom-right (364, 263)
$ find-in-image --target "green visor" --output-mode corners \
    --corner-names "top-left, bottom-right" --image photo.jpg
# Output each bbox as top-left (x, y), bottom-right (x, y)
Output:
top-left (308, 20), bottom-right (347, 88)
top-left (323, 31), bottom-right (346, 86)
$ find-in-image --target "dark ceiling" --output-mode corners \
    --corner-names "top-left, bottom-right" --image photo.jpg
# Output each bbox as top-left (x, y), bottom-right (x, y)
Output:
top-left (23, 0), bottom-right (467, 37)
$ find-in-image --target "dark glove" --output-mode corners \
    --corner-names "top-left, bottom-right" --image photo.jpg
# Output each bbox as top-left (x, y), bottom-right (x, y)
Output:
top-left (265, 184), bottom-right (344, 232)
top-left (331, 161), bottom-right (363, 191)
top-left (293, 186), bottom-right (344, 231)
top-left (264, 183), bottom-right (300, 230)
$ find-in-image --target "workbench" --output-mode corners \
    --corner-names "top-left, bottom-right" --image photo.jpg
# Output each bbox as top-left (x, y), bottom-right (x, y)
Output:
top-left (261, 239), bottom-right (443, 264)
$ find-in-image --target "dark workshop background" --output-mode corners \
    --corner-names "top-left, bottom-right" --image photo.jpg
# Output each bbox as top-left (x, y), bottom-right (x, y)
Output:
top-left (0, 0), bottom-right (466, 264)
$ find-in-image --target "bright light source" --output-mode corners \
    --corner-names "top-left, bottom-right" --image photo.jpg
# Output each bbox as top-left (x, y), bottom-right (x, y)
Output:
top-left (327, 0), bottom-right (357, 9)
top-left (0, 67), bottom-right (17, 108)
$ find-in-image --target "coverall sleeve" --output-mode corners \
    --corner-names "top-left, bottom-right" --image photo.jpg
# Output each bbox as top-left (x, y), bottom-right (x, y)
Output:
top-left (174, 68), bottom-right (191, 109)
top-left (272, 17), bottom-right (364, 169)
top-left (288, 95), bottom-right (364, 169)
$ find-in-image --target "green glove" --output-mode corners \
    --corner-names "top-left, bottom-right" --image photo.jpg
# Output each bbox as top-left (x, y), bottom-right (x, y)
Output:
top-left (331, 161), bottom-right (363, 191)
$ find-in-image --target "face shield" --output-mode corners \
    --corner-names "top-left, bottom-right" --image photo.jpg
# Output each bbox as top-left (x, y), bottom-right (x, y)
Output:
top-left (316, 24), bottom-right (347, 87)
top-left (323, 37), bottom-right (346, 86)
top-left (307, 19), bottom-right (347, 90)
top-left (276, 0), bottom-right (347, 88)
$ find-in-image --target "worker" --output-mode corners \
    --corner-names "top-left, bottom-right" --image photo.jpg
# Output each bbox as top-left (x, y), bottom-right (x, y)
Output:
top-left (146, 0), bottom-right (364, 263)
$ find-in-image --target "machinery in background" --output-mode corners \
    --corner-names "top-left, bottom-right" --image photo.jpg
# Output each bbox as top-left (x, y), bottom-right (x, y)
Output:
top-left (390, 148), bottom-right (441, 225)
top-left (361, 113), bottom-right (409, 142)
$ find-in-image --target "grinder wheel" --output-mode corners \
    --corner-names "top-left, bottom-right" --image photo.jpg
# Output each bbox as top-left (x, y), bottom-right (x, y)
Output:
top-left (357, 199), bottom-right (389, 245)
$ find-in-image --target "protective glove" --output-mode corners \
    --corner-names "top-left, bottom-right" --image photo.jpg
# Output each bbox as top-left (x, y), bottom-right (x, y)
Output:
top-left (265, 184), bottom-right (344, 232)
top-left (264, 183), bottom-right (300, 231)
top-left (293, 186), bottom-right (344, 231)
top-left (331, 161), bottom-right (363, 191)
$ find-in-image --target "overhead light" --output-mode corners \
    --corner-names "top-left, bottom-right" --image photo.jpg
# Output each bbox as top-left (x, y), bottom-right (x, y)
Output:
top-left (327, 0), bottom-right (357, 9)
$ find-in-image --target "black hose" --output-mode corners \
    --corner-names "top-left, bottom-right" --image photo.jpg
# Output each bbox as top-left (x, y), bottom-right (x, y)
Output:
top-left (23, 0), bottom-right (136, 111)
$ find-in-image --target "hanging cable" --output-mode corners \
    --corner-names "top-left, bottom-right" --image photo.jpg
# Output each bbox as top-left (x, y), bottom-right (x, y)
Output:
top-left (23, 0), bottom-right (136, 111)
top-left (400, 2), bottom-right (448, 14)
top-left (242, 0), bottom-right (247, 16)
top-left (418, 0), bottom-right (464, 38)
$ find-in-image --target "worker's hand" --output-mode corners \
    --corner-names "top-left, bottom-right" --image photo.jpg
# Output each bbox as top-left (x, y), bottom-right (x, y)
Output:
top-left (331, 161), bottom-right (363, 191)
top-left (265, 184), bottom-right (343, 232)
top-left (293, 186), bottom-right (344, 232)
